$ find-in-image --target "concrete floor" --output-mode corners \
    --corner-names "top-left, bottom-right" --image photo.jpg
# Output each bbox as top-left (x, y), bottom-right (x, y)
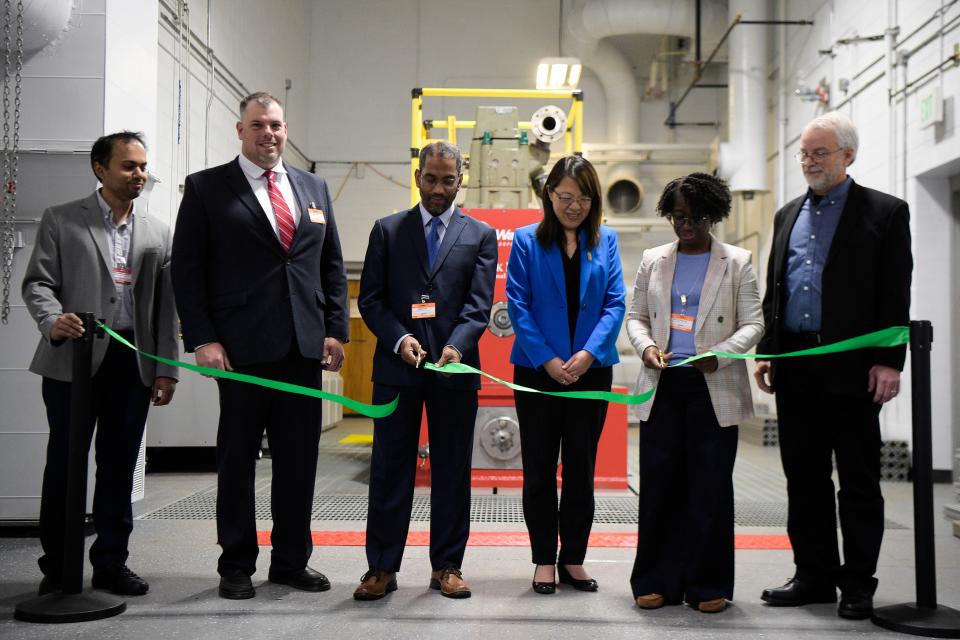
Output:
top-left (1, 418), bottom-right (958, 639)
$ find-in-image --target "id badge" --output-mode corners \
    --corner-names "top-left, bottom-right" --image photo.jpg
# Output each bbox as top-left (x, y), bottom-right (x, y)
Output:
top-left (412, 302), bottom-right (436, 319)
top-left (670, 313), bottom-right (694, 333)
top-left (307, 208), bottom-right (326, 224)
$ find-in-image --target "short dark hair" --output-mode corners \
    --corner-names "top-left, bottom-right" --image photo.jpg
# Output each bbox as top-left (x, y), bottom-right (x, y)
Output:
top-left (537, 155), bottom-right (603, 249)
top-left (656, 172), bottom-right (731, 225)
top-left (90, 131), bottom-right (146, 177)
top-left (240, 91), bottom-right (282, 115)
top-left (419, 141), bottom-right (463, 175)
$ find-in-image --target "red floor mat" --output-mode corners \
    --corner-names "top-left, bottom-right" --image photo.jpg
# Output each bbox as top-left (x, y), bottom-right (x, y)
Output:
top-left (257, 530), bottom-right (791, 549)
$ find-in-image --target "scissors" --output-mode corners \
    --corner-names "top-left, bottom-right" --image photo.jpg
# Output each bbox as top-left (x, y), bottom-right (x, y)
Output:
top-left (414, 346), bottom-right (427, 369)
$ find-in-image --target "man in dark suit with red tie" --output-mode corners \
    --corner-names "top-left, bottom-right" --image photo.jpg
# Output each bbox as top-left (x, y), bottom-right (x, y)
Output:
top-left (353, 141), bottom-right (497, 600)
top-left (172, 92), bottom-right (348, 600)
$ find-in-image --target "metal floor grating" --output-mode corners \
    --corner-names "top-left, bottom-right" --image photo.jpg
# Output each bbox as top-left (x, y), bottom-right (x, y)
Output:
top-left (139, 493), bottom-right (906, 529)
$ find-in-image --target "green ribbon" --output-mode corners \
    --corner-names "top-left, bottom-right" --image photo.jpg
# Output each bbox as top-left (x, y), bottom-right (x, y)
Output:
top-left (101, 322), bottom-right (909, 415)
top-left (97, 323), bottom-right (399, 419)
top-left (423, 361), bottom-right (657, 405)
top-left (669, 325), bottom-right (909, 367)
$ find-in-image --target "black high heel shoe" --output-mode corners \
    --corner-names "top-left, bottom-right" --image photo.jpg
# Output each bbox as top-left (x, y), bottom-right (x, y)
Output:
top-left (558, 565), bottom-right (598, 591)
top-left (532, 566), bottom-right (556, 594)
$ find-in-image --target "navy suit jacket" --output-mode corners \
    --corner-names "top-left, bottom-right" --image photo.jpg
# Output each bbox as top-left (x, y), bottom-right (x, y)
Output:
top-left (506, 223), bottom-right (625, 369)
top-left (758, 180), bottom-right (912, 394)
top-left (358, 206), bottom-right (497, 390)
top-left (172, 157), bottom-right (349, 367)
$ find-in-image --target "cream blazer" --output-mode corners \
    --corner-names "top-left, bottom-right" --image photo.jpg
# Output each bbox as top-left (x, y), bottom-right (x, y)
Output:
top-left (626, 238), bottom-right (763, 426)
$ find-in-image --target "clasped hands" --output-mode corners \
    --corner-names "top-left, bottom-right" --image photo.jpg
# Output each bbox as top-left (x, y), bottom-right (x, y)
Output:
top-left (544, 350), bottom-right (595, 386)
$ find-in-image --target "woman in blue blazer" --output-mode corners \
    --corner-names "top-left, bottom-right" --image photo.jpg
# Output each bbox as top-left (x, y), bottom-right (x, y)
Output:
top-left (506, 156), bottom-right (625, 594)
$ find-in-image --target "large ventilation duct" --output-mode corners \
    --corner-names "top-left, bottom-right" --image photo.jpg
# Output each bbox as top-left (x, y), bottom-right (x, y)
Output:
top-left (563, 1), bottom-right (727, 213)
top-left (564, 0), bottom-right (726, 146)
top-left (606, 163), bottom-right (646, 214)
top-left (718, 0), bottom-right (768, 194)
top-left (1, 0), bottom-right (74, 62)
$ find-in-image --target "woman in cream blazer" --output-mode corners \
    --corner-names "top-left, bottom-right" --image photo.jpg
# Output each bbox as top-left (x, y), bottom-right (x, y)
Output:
top-left (626, 173), bottom-right (763, 613)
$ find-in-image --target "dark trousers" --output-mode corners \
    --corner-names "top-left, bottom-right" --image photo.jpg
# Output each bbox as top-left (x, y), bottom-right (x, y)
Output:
top-left (514, 365), bottom-right (611, 566)
top-left (775, 346), bottom-right (884, 595)
top-left (365, 379), bottom-right (477, 572)
top-left (630, 367), bottom-right (738, 605)
top-left (215, 348), bottom-right (322, 576)
top-left (39, 334), bottom-right (152, 578)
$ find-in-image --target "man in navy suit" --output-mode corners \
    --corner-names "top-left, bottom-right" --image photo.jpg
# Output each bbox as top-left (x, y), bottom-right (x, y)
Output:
top-left (354, 141), bottom-right (497, 600)
top-left (172, 92), bottom-right (348, 600)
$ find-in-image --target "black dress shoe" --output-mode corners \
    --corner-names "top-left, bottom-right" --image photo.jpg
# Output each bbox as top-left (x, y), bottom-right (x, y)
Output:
top-left (38, 575), bottom-right (61, 596)
top-left (558, 565), bottom-right (598, 592)
top-left (268, 566), bottom-right (331, 592)
top-left (532, 580), bottom-right (556, 594)
top-left (91, 564), bottom-right (149, 596)
top-left (219, 571), bottom-right (255, 599)
top-left (838, 592), bottom-right (873, 620)
top-left (761, 577), bottom-right (836, 606)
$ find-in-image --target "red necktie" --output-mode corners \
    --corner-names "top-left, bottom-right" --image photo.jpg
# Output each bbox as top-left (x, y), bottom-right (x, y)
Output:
top-left (263, 170), bottom-right (295, 252)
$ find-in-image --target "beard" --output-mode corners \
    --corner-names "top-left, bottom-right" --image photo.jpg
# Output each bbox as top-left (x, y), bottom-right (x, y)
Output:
top-left (421, 193), bottom-right (453, 216)
top-left (803, 165), bottom-right (842, 193)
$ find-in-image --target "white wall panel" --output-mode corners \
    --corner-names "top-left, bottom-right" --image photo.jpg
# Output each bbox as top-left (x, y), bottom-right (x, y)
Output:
top-left (770, 0), bottom-right (960, 469)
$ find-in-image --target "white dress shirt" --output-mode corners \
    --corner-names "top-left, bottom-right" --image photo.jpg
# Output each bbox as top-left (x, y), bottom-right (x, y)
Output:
top-left (237, 153), bottom-right (301, 237)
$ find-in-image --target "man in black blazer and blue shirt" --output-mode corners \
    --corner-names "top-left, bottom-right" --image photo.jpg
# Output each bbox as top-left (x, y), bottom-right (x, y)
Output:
top-left (172, 92), bottom-right (348, 599)
top-left (754, 112), bottom-right (912, 620)
top-left (354, 141), bottom-right (496, 600)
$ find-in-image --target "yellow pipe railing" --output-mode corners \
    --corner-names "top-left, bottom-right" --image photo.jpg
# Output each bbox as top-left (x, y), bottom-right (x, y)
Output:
top-left (420, 88), bottom-right (581, 100)
top-left (410, 87), bottom-right (583, 206)
top-left (427, 120), bottom-right (532, 130)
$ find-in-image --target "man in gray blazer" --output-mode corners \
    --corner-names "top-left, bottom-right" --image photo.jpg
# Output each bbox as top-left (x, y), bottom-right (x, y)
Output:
top-left (22, 131), bottom-right (179, 597)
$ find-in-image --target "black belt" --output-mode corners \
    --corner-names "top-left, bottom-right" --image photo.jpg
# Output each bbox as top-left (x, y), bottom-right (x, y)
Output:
top-left (782, 331), bottom-right (821, 349)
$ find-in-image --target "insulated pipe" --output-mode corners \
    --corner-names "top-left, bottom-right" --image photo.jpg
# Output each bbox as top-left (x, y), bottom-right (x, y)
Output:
top-left (887, 0), bottom-right (898, 196)
top-left (718, 0), bottom-right (768, 194)
top-left (8, 0), bottom-right (73, 61)
top-left (777, 0), bottom-right (787, 209)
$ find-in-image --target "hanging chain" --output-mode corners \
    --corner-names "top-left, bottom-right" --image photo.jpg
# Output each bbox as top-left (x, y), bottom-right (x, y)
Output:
top-left (1, 0), bottom-right (24, 325)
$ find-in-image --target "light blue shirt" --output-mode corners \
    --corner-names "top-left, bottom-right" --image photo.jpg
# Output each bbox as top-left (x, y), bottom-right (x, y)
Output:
top-left (393, 202), bottom-right (457, 354)
top-left (783, 177), bottom-right (851, 332)
top-left (666, 251), bottom-right (711, 365)
top-left (418, 201), bottom-right (454, 243)
top-left (96, 190), bottom-right (135, 331)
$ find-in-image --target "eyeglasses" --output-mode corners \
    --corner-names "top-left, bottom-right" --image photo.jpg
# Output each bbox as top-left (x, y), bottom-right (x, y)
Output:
top-left (667, 214), bottom-right (710, 227)
top-left (420, 174), bottom-right (459, 188)
top-left (793, 148), bottom-right (843, 163)
top-left (552, 191), bottom-right (592, 207)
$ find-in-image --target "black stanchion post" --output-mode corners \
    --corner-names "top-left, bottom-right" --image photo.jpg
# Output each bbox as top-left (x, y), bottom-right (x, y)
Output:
top-left (14, 313), bottom-right (126, 624)
top-left (872, 320), bottom-right (960, 638)
top-left (61, 312), bottom-right (96, 595)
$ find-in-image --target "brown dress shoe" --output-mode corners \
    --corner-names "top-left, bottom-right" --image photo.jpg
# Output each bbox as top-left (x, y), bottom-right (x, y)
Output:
top-left (698, 598), bottom-right (727, 613)
top-left (353, 569), bottom-right (397, 601)
top-left (636, 593), bottom-right (665, 609)
top-left (429, 567), bottom-right (471, 599)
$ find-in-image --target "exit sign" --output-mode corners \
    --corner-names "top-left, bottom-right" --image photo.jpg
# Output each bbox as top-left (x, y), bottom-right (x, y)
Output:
top-left (918, 86), bottom-right (943, 129)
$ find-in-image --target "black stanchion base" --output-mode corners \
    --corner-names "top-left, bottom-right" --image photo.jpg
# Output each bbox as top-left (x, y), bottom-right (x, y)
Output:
top-left (872, 603), bottom-right (960, 638)
top-left (14, 591), bottom-right (126, 624)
